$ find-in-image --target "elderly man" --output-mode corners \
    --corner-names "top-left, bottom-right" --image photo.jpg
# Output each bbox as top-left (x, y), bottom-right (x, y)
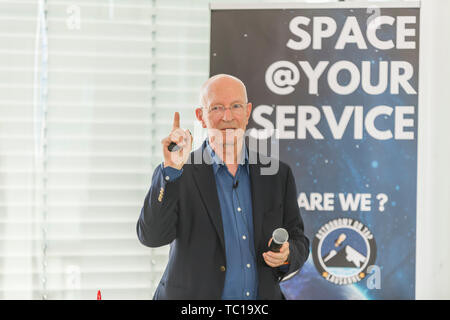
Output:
top-left (137, 74), bottom-right (309, 300)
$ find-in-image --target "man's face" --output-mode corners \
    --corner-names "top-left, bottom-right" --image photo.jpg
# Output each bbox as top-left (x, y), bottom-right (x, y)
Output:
top-left (196, 77), bottom-right (252, 146)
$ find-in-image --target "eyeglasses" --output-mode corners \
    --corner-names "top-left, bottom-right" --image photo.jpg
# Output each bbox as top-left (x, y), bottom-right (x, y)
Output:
top-left (207, 103), bottom-right (246, 115)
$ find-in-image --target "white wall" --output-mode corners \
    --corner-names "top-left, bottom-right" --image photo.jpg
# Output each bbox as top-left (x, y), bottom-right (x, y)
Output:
top-left (416, 0), bottom-right (450, 300)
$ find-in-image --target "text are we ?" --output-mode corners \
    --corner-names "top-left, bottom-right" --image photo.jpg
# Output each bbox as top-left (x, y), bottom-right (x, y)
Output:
top-left (297, 192), bottom-right (389, 212)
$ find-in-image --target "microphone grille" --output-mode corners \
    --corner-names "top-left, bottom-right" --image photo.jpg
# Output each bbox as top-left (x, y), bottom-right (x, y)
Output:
top-left (272, 228), bottom-right (289, 244)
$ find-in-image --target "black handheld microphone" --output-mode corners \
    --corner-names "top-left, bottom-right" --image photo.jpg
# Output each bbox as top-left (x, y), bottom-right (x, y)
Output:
top-left (269, 228), bottom-right (289, 252)
top-left (167, 130), bottom-right (191, 152)
top-left (168, 142), bottom-right (181, 152)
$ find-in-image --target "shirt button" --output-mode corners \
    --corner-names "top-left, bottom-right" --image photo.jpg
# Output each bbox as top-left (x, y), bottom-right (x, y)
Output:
top-left (237, 207), bottom-right (242, 212)
top-left (220, 266), bottom-right (226, 272)
top-left (246, 264), bottom-right (251, 268)
top-left (165, 176), bottom-right (170, 181)
top-left (246, 292), bottom-right (250, 297)
top-left (242, 235), bottom-right (247, 240)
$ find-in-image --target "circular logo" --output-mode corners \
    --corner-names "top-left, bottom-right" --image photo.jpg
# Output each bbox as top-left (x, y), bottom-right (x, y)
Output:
top-left (312, 218), bottom-right (377, 286)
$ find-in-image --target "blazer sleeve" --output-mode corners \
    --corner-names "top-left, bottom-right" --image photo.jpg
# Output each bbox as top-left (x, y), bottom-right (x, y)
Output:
top-left (136, 164), bottom-right (182, 247)
top-left (276, 165), bottom-right (310, 281)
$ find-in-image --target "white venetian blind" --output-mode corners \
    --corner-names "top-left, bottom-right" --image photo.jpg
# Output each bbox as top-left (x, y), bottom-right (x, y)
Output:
top-left (152, 0), bottom-right (210, 157)
top-left (0, 0), bottom-right (39, 300)
top-left (0, 0), bottom-right (212, 300)
top-left (43, 0), bottom-right (156, 300)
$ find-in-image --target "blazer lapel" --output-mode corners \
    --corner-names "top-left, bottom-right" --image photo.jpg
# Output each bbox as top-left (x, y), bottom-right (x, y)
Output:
top-left (190, 142), bottom-right (226, 251)
top-left (248, 151), bottom-right (268, 253)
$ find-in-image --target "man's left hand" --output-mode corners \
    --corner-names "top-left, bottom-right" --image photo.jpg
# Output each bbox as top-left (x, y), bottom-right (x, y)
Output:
top-left (263, 238), bottom-right (290, 268)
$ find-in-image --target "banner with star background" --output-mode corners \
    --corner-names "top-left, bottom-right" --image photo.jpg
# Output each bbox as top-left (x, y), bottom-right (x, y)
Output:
top-left (210, 2), bottom-right (419, 299)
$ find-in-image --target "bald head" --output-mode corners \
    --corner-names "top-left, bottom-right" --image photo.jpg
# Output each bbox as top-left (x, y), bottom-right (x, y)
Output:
top-left (199, 74), bottom-right (248, 107)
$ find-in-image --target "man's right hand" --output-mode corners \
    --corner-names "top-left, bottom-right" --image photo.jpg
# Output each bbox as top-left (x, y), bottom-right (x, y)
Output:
top-left (161, 112), bottom-right (193, 170)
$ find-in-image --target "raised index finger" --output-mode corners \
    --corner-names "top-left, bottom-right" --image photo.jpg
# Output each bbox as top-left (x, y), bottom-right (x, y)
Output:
top-left (172, 112), bottom-right (180, 130)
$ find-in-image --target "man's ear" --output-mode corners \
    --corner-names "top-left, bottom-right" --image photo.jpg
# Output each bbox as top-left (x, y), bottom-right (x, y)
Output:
top-left (246, 102), bottom-right (252, 122)
top-left (195, 107), bottom-right (207, 128)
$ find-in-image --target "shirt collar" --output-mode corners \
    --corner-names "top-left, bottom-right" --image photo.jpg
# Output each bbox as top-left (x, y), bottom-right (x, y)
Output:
top-left (206, 139), bottom-right (249, 176)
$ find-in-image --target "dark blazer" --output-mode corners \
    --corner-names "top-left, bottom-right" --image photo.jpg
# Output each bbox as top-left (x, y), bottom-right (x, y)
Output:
top-left (136, 140), bottom-right (309, 300)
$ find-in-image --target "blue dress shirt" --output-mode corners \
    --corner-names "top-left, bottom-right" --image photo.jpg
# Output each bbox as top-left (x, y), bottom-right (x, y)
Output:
top-left (161, 140), bottom-right (258, 300)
